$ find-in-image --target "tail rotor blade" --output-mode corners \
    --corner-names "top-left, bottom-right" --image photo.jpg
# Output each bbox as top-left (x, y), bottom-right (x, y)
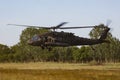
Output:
top-left (106, 19), bottom-right (112, 27)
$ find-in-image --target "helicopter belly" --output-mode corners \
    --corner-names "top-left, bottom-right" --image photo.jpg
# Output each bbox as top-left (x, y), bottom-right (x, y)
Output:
top-left (45, 42), bottom-right (69, 47)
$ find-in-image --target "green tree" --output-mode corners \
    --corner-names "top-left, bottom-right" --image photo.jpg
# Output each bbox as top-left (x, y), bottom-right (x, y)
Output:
top-left (0, 44), bottom-right (13, 62)
top-left (89, 24), bottom-right (120, 63)
top-left (0, 44), bottom-right (11, 54)
top-left (11, 28), bottom-right (51, 62)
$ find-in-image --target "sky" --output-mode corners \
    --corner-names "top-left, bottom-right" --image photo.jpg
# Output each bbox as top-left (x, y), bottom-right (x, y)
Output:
top-left (0, 0), bottom-right (120, 46)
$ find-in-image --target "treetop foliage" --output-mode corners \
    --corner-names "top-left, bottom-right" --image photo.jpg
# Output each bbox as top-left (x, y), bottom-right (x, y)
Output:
top-left (0, 25), bottom-right (120, 63)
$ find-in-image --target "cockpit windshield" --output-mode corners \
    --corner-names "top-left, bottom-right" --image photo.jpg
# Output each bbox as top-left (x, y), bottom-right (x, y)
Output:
top-left (31, 35), bottom-right (40, 41)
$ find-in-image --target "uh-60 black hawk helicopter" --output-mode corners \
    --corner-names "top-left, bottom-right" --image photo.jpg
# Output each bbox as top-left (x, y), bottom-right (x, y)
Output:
top-left (8, 22), bottom-right (110, 50)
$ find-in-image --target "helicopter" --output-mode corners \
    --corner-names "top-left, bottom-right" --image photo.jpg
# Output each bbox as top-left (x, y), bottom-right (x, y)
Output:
top-left (8, 22), bottom-right (110, 50)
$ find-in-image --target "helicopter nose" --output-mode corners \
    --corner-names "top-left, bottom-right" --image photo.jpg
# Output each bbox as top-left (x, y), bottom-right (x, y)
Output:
top-left (27, 40), bottom-right (33, 45)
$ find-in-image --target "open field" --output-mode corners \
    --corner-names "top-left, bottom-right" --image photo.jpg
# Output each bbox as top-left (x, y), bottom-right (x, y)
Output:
top-left (0, 62), bottom-right (120, 80)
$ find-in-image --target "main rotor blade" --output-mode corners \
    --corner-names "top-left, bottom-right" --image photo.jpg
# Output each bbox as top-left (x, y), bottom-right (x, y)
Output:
top-left (8, 24), bottom-right (106, 30)
top-left (8, 23), bottom-right (68, 29)
top-left (7, 24), bottom-right (50, 29)
top-left (59, 26), bottom-right (95, 29)
top-left (55, 22), bottom-right (68, 28)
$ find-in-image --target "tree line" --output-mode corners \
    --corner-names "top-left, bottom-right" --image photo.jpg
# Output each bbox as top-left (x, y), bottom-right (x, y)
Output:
top-left (0, 24), bottom-right (120, 63)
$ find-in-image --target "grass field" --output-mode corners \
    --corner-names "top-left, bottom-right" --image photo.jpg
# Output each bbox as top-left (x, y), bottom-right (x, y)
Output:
top-left (0, 62), bottom-right (120, 80)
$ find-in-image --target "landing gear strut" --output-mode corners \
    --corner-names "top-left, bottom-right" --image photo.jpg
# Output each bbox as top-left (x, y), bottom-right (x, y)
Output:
top-left (41, 46), bottom-right (52, 51)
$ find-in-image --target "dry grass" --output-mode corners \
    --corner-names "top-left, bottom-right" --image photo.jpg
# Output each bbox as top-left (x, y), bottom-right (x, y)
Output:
top-left (0, 62), bottom-right (120, 80)
top-left (0, 69), bottom-right (120, 80)
top-left (0, 62), bottom-right (120, 70)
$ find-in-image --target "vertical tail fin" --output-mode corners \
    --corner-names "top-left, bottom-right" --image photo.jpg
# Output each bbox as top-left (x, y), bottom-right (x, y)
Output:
top-left (99, 28), bottom-right (110, 40)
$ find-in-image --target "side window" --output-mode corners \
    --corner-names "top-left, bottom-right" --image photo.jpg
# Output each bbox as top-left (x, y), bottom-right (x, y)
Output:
top-left (48, 36), bottom-right (54, 42)
top-left (45, 37), bottom-right (47, 42)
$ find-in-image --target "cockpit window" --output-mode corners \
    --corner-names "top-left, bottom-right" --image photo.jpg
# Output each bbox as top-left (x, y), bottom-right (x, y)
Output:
top-left (31, 35), bottom-right (40, 41)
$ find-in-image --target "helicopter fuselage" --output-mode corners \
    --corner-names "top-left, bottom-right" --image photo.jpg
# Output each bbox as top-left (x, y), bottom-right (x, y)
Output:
top-left (28, 27), bottom-right (110, 48)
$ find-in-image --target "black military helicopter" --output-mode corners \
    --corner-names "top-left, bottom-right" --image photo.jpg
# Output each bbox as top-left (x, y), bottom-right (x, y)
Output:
top-left (8, 22), bottom-right (110, 50)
